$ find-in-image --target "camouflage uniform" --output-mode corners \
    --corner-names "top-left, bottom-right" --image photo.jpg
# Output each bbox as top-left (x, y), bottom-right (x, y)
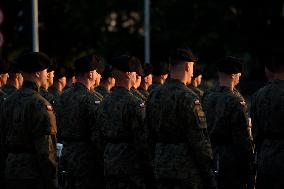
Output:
top-left (2, 84), bottom-right (17, 96)
top-left (131, 88), bottom-right (147, 102)
top-left (0, 89), bottom-right (6, 100)
top-left (148, 81), bottom-right (161, 94)
top-left (95, 85), bottom-right (110, 98)
top-left (48, 86), bottom-right (61, 99)
top-left (203, 85), bottom-right (253, 189)
top-left (0, 89), bottom-right (7, 188)
top-left (0, 81), bottom-right (57, 189)
top-left (93, 86), bottom-right (153, 189)
top-left (251, 80), bottom-right (284, 189)
top-left (40, 87), bottom-right (56, 105)
top-left (188, 84), bottom-right (204, 98)
top-left (146, 78), bottom-right (216, 189)
top-left (57, 82), bottom-right (104, 189)
top-left (137, 87), bottom-right (149, 99)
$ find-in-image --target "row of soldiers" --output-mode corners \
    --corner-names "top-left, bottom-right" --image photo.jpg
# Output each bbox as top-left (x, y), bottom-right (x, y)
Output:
top-left (0, 48), bottom-right (283, 189)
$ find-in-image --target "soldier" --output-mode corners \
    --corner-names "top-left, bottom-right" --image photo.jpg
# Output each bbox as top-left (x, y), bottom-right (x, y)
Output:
top-left (93, 54), bottom-right (153, 189)
top-left (2, 61), bottom-right (23, 96)
top-left (138, 63), bottom-right (153, 99)
top-left (40, 62), bottom-right (56, 104)
top-left (48, 64), bottom-right (67, 99)
top-left (202, 56), bottom-right (254, 189)
top-left (0, 60), bottom-right (9, 99)
top-left (0, 52), bottom-right (57, 189)
top-left (63, 67), bottom-right (76, 91)
top-left (251, 54), bottom-right (284, 189)
top-left (130, 58), bottom-right (147, 102)
top-left (95, 64), bottom-right (115, 97)
top-left (57, 55), bottom-right (104, 189)
top-left (187, 63), bottom-right (204, 98)
top-left (145, 48), bottom-right (216, 189)
top-left (148, 60), bottom-right (169, 93)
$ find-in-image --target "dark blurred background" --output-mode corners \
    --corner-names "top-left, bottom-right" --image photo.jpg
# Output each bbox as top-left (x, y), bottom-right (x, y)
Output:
top-left (1, 0), bottom-right (284, 95)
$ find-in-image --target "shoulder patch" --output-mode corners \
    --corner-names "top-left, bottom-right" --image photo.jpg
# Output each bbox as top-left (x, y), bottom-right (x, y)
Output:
top-left (46, 105), bottom-right (53, 111)
top-left (95, 100), bottom-right (101, 104)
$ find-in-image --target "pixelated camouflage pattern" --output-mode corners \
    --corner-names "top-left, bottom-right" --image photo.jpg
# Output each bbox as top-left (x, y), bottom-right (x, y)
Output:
top-left (188, 84), bottom-right (204, 98)
top-left (56, 82), bottom-right (104, 188)
top-left (146, 78), bottom-right (216, 189)
top-left (40, 87), bottom-right (56, 105)
top-left (0, 81), bottom-right (57, 189)
top-left (2, 84), bottom-right (17, 96)
top-left (137, 87), bottom-right (149, 99)
top-left (93, 86), bottom-right (152, 188)
top-left (131, 88), bottom-right (147, 102)
top-left (203, 85), bottom-right (253, 189)
top-left (95, 85), bottom-right (110, 98)
top-left (251, 80), bottom-right (284, 188)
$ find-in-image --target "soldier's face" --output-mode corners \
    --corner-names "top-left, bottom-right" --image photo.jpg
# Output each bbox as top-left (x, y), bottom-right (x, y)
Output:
top-left (195, 75), bottom-right (202, 86)
top-left (17, 73), bottom-right (24, 88)
top-left (47, 71), bottom-right (54, 87)
top-left (59, 76), bottom-right (67, 89)
top-left (135, 75), bottom-right (141, 89)
top-left (144, 74), bottom-right (152, 86)
top-left (0, 73), bottom-right (9, 86)
top-left (233, 72), bottom-right (241, 86)
top-left (38, 69), bottom-right (48, 87)
top-left (186, 62), bottom-right (194, 84)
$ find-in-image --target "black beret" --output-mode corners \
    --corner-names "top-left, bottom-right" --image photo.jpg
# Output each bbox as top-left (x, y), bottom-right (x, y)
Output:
top-left (101, 65), bottom-right (113, 80)
top-left (170, 48), bottom-right (198, 65)
top-left (110, 55), bottom-right (141, 73)
top-left (265, 52), bottom-right (284, 72)
top-left (216, 56), bottom-right (243, 74)
top-left (142, 63), bottom-right (153, 77)
top-left (74, 55), bottom-right (105, 74)
top-left (17, 52), bottom-right (51, 73)
top-left (65, 66), bottom-right (76, 78)
top-left (54, 65), bottom-right (67, 80)
top-left (47, 59), bottom-right (57, 72)
top-left (0, 60), bottom-right (10, 74)
top-left (8, 61), bottom-right (21, 74)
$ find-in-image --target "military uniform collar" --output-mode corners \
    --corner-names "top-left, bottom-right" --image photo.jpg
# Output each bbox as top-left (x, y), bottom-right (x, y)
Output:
top-left (73, 82), bottom-right (89, 92)
top-left (22, 81), bottom-right (40, 92)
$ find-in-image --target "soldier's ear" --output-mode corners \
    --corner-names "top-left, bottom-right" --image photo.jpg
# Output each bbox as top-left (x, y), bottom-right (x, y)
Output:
top-left (35, 71), bottom-right (40, 78)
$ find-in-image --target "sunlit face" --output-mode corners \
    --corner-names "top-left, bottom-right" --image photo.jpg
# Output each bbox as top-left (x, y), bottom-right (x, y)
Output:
top-left (17, 73), bottom-right (24, 88)
top-left (195, 74), bottom-right (202, 86)
top-left (187, 62), bottom-right (194, 84)
top-left (110, 77), bottom-right (115, 88)
top-left (232, 72), bottom-right (241, 86)
top-left (134, 74), bottom-right (141, 89)
top-left (0, 73), bottom-right (9, 86)
top-left (144, 74), bottom-right (153, 87)
top-left (129, 72), bottom-right (137, 87)
top-left (38, 69), bottom-right (48, 87)
top-left (59, 76), bottom-right (67, 89)
top-left (47, 71), bottom-right (54, 87)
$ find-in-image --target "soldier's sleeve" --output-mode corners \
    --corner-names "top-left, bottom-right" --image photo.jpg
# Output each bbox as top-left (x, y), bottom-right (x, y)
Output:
top-left (30, 99), bottom-right (57, 189)
top-left (183, 95), bottom-right (216, 189)
top-left (229, 97), bottom-right (254, 153)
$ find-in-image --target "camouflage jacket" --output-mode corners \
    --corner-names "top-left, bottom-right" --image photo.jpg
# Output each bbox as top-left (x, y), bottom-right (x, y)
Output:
top-left (131, 87), bottom-right (147, 102)
top-left (95, 85), bottom-right (109, 98)
top-left (148, 81), bottom-right (161, 94)
top-left (145, 78), bottom-right (215, 189)
top-left (0, 89), bottom-right (6, 101)
top-left (2, 84), bottom-right (17, 96)
top-left (251, 80), bottom-right (284, 175)
top-left (40, 87), bottom-right (56, 105)
top-left (0, 81), bottom-right (57, 187)
top-left (138, 87), bottom-right (149, 99)
top-left (188, 84), bottom-right (204, 98)
top-left (93, 86), bottom-right (151, 178)
top-left (56, 82), bottom-right (103, 181)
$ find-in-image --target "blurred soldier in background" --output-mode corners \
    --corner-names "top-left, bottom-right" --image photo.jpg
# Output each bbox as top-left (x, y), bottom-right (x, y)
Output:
top-left (0, 60), bottom-right (9, 99)
top-left (64, 67), bottom-right (76, 91)
top-left (146, 48), bottom-right (216, 189)
top-left (148, 60), bottom-right (169, 93)
top-left (57, 55), bottom-right (104, 189)
top-left (2, 61), bottom-right (23, 96)
top-left (48, 64), bottom-right (67, 99)
top-left (138, 63), bottom-right (153, 99)
top-left (251, 54), bottom-right (284, 189)
top-left (202, 56), bottom-right (254, 189)
top-left (187, 63), bottom-right (204, 98)
top-left (93, 54), bottom-right (153, 189)
top-left (0, 52), bottom-right (57, 189)
top-left (95, 64), bottom-right (115, 97)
